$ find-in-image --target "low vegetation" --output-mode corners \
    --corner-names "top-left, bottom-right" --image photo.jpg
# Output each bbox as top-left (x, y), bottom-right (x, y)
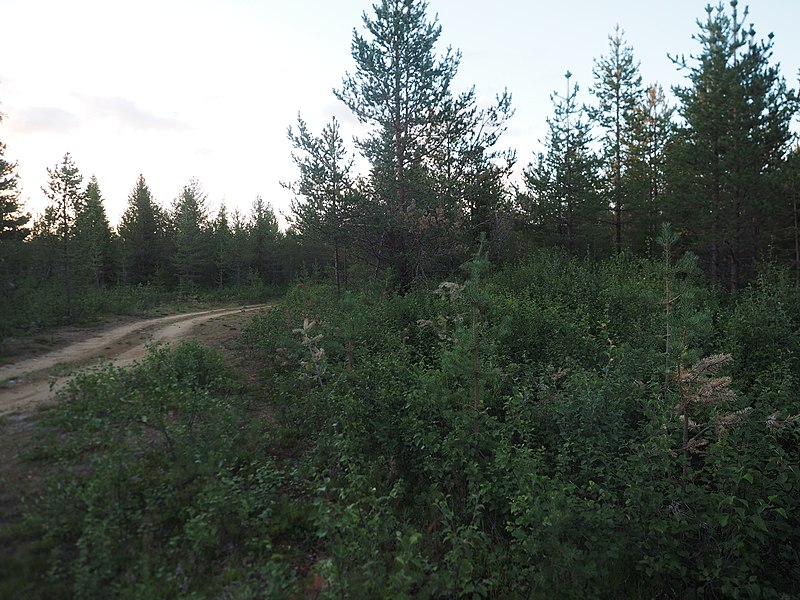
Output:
top-left (4, 249), bottom-right (798, 598)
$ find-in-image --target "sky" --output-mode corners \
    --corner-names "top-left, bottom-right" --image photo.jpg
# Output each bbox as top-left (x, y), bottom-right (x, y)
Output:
top-left (1, 0), bottom-right (799, 228)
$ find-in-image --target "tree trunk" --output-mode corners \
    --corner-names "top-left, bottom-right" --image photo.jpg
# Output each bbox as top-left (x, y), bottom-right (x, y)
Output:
top-left (614, 89), bottom-right (623, 254)
top-left (334, 243), bottom-right (341, 298)
top-left (730, 196), bottom-right (740, 293)
top-left (794, 193), bottom-right (799, 288)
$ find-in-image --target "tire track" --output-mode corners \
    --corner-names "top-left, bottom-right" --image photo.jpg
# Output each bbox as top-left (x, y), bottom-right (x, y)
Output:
top-left (0, 305), bottom-right (267, 417)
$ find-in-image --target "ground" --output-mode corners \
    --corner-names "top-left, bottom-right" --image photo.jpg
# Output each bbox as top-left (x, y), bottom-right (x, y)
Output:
top-left (0, 305), bottom-right (268, 417)
top-left (0, 305), bottom-right (271, 598)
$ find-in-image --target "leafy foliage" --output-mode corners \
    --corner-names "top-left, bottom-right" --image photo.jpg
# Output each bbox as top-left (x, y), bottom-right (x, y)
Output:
top-left (22, 342), bottom-right (302, 598)
top-left (11, 249), bottom-right (800, 599)
top-left (237, 251), bottom-right (798, 598)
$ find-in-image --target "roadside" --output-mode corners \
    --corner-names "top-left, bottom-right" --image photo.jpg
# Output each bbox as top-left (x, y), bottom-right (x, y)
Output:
top-left (0, 305), bottom-right (272, 599)
top-left (0, 305), bottom-right (269, 418)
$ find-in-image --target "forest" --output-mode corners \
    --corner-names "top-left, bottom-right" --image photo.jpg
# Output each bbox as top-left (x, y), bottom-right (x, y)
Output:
top-left (1, 0), bottom-right (799, 598)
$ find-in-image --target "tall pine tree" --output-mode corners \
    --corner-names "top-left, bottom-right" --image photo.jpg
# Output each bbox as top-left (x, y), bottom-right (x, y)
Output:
top-left (626, 84), bottom-right (676, 254)
top-left (335, 0), bottom-right (460, 284)
top-left (428, 87), bottom-right (515, 263)
top-left (286, 116), bottom-right (356, 295)
top-left (41, 152), bottom-right (84, 316)
top-left (0, 111), bottom-right (30, 331)
top-left (589, 25), bottom-right (643, 254)
top-left (0, 122), bottom-right (29, 243)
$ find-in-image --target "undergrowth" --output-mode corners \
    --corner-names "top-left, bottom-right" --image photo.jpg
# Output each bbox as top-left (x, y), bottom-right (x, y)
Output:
top-left (8, 249), bottom-right (800, 598)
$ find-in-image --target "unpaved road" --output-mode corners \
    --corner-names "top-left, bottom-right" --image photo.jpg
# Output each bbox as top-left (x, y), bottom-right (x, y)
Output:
top-left (0, 305), bottom-right (268, 417)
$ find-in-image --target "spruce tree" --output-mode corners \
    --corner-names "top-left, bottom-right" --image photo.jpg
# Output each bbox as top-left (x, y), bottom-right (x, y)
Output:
top-left (522, 72), bottom-right (604, 256)
top-left (74, 175), bottom-right (113, 288)
top-left (211, 203), bottom-right (232, 288)
top-left (171, 178), bottom-right (211, 288)
top-left (118, 175), bottom-right (164, 285)
top-left (248, 196), bottom-right (280, 285)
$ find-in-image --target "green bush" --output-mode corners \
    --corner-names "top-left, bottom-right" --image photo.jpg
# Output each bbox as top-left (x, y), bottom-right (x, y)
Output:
top-left (249, 251), bottom-right (800, 598)
top-left (24, 341), bottom-right (301, 598)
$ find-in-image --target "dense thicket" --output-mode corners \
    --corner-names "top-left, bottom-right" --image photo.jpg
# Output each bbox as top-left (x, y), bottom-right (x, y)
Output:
top-left (17, 250), bottom-right (799, 597)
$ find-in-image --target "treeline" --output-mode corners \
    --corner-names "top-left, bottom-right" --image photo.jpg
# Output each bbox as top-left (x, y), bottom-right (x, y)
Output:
top-left (0, 152), bottom-right (319, 334)
top-left (28, 162), bottom-right (295, 291)
top-left (1, 0), bottom-right (800, 333)
top-left (282, 0), bottom-right (799, 293)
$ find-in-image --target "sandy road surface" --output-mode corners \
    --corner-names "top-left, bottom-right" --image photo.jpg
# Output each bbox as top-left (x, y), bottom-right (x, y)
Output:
top-left (0, 305), bottom-right (267, 417)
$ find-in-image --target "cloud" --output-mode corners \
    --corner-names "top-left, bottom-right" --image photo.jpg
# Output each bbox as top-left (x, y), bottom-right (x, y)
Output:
top-left (9, 106), bottom-right (80, 134)
top-left (81, 95), bottom-right (189, 132)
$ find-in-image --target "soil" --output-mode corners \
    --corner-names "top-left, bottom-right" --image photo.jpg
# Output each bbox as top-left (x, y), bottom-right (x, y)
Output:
top-left (0, 305), bottom-right (269, 418)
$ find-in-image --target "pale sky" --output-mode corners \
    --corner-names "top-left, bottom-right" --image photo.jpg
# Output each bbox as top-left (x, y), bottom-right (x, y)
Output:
top-left (1, 0), bottom-right (798, 228)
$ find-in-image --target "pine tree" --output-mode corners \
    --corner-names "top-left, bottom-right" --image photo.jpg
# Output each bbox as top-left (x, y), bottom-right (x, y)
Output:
top-left (211, 203), bottom-right (232, 288)
top-left (28, 210), bottom-right (59, 283)
top-left (73, 176), bottom-right (113, 288)
top-left (286, 116), bottom-right (356, 295)
top-left (0, 135), bottom-right (29, 243)
top-left (781, 144), bottom-right (800, 286)
top-left (669, 1), bottom-right (797, 289)
top-left (784, 146), bottom-right (800, 289)
top-left (589, 25), bottom-right (643, 254)
top-left (335, 0), bottom-right (460, 284)
top-left (522, 72), bottom-right (604, 256)
top-left (336, 0), bottom-right (458, 206)
top-left (626, 84), bottom-right (676, 253)
top-left (42, 152), bottom-right (84, 316)
top-left (428, 87), bottom-right (515, 262)
top-left (42, 153), bottom-right (83, 243)
top-left (0, 114), bottom-right (30, 326)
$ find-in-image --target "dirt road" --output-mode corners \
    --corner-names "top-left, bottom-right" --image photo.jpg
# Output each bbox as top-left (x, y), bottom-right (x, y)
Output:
top-left (0, 305), bottom-right (268, 417)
